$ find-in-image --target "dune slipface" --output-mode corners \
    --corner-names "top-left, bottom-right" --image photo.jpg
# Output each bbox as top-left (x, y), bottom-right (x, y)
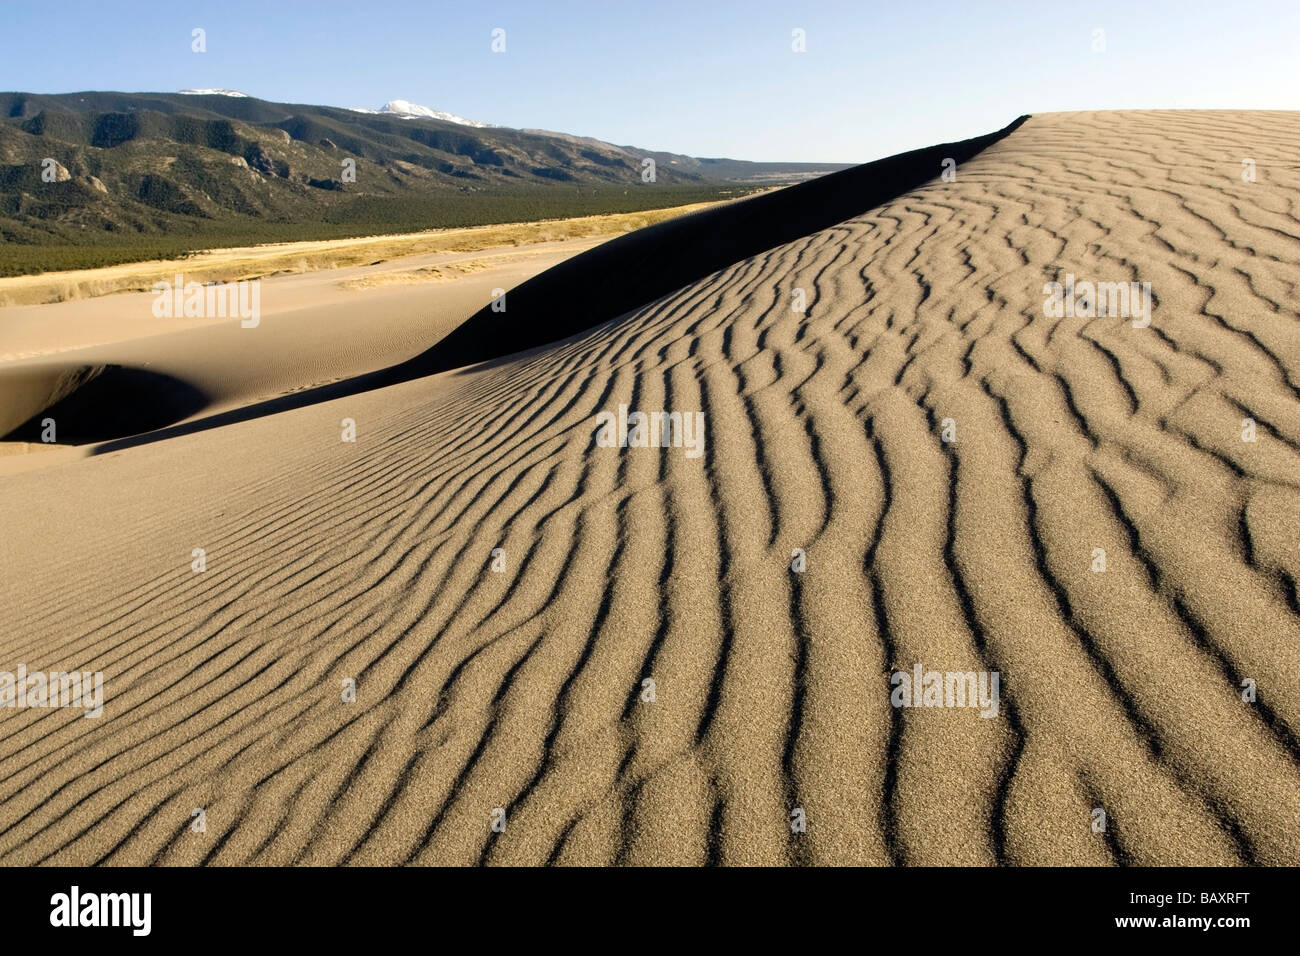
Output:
top-left (0, 110), bottom-right (1297, 867)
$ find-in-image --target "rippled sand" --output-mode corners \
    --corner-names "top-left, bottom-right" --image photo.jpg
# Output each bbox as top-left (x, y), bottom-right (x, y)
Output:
top-left (1, 111), bottom-right (1297, 865)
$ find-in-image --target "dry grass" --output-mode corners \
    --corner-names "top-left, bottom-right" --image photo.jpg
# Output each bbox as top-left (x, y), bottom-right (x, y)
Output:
top-left (0, 200), bottom-right (731, 308)
top-left (335, 258), bottom-right (497, 291)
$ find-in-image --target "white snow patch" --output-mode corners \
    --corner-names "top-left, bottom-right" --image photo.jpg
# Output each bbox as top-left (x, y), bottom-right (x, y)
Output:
top-left (349, 99), bottom-right (491, 128)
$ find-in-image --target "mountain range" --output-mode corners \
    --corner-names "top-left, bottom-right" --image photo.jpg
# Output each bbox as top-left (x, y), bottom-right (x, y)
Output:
top-left (0, 90), bottom-right (850, 272)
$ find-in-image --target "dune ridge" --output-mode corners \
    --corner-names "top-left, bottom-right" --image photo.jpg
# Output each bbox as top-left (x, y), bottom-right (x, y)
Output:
top-left (0, 110), bottom-right (1297, 866)
top-left (61, 118), bottom-right (1026, 457)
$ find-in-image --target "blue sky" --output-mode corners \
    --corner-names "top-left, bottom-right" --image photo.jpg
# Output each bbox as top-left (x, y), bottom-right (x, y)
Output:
top-left (2, 0), bottom-right (1296, 162)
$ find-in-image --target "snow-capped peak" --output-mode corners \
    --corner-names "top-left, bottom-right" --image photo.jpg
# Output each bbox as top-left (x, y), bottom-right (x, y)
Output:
top-left (349, 99), bottom-right (491, 128)
top-left (178, 88), bottom-right (249, 97)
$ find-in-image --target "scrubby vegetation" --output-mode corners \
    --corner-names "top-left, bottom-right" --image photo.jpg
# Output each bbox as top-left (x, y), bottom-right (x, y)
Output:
top-left (0, 185), bottom-right (756, 276)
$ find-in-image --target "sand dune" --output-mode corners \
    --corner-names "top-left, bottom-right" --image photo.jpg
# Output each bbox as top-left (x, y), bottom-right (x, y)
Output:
top-left (0, 235), bottom-right (609, 451)
top-left (0, 110), bottom-right (1298, 866)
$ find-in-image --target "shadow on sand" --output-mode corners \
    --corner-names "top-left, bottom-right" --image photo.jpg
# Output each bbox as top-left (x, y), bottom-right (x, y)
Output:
top-left (2, 365), bottom-right (209, 445)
